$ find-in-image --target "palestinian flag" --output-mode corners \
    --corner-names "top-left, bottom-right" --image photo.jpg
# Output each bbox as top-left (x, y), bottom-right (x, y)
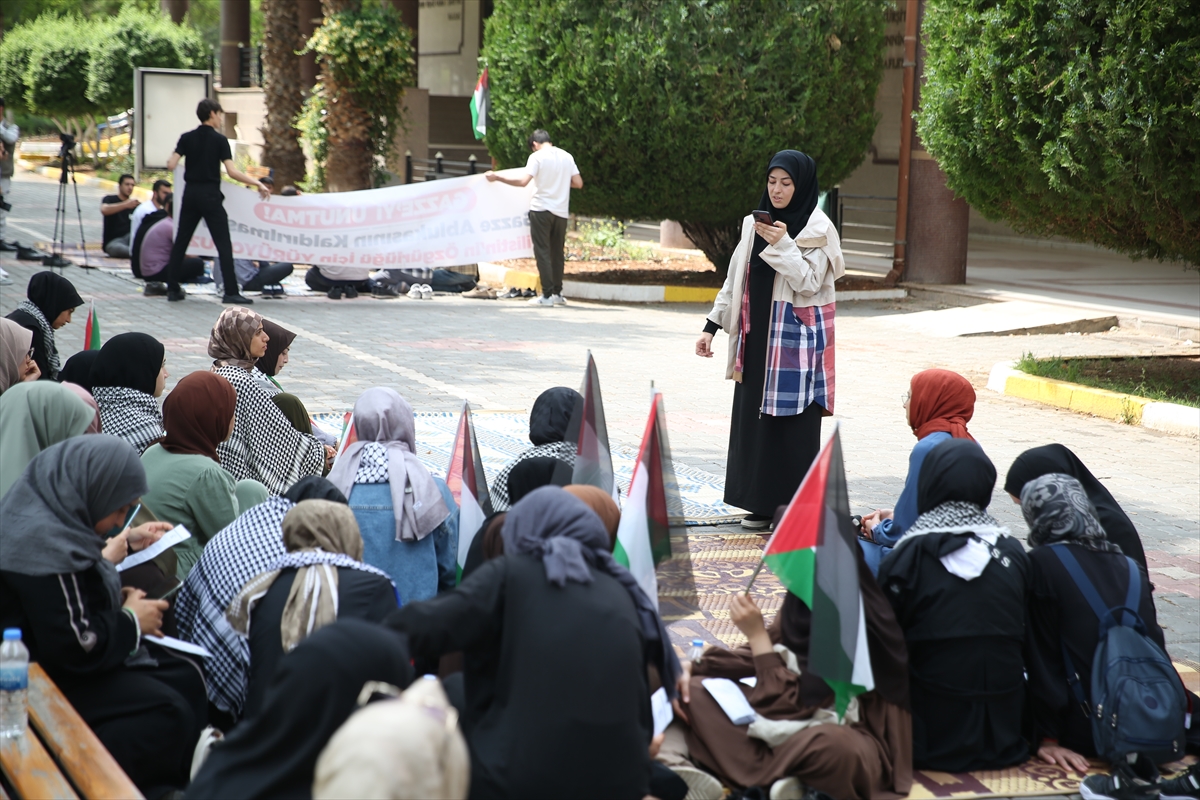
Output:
top-left (83, 301), bottom-right (101, 350)
top-left (556, 351), bottom-right (617, 502)
top-left (614, 391), bottom-right (683, 610)
top-left (447, 401), bottom-right (490, 581)
top-left (469, 68), bottom-right (488, 140)
top-left (762, 425), bottom-right (874, 716)
top-left (335, 412), bottom-right (358, 459)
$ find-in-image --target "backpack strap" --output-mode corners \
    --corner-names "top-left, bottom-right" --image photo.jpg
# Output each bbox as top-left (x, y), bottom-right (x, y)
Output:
top-left (1049, 544), bottom-right (1110, 620)
top-left (1121, 557), bottom-right (1140, 629)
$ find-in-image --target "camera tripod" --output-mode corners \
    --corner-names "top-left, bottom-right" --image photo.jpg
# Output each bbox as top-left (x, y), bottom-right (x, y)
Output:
top-left (45, 134), bottom-right (88, 269)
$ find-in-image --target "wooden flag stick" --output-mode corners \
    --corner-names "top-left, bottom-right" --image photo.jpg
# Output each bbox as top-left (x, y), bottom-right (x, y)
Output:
top-left (744, 559), bottom-right (766, 595)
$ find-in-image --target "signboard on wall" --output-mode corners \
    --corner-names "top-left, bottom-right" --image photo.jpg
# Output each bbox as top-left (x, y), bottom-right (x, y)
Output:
top-left (419, 0), bottom-right (465, 55)
top-left (134, 68), bottom-right (211, 179)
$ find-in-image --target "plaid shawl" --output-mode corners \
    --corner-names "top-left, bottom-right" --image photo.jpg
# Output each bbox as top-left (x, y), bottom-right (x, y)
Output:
top-left (763, 301), bottom-right (835, 417)
top-left (490, 441), bottom-right (576, 512)
top-left (91, 386), bottom-right (165, 454)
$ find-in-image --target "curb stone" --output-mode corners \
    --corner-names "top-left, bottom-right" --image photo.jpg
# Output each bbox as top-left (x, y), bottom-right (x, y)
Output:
top-left (19, 161), bottom-right (152, 202)
top-left (987, 362), bottom-right (1200, 438)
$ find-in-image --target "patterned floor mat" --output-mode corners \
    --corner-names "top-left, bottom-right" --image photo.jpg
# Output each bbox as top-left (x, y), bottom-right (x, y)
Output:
top-left (905, 756), bottom-right (1196, 799)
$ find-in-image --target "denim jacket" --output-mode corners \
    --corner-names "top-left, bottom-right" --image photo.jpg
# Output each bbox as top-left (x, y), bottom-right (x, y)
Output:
top-left (349, 477), bottom-right (459, 605)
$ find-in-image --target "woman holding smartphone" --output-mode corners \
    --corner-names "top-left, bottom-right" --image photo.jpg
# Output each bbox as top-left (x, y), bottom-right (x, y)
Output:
top-left (695, 150), bottom-right (844, 529)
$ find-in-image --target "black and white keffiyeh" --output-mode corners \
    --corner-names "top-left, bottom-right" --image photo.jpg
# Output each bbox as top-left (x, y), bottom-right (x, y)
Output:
top-left (91, 386), bottom-right (165, 454)
top-left (215, 365), bottom-right (324, 495)
top-left (490, 441), bottom-right (576, 512)
top-left (353, 441), bottom-right (391, 483)
top-left (175, 496), bottom-right (294, 714)
top-left (895, 500), bottom-right (1012, 581)
top-left (14, 299), bottom-right (59, 378)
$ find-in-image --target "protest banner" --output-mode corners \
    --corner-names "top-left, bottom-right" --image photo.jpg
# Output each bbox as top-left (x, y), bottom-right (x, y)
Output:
top-left (172, 169), bottom-right (536, 270)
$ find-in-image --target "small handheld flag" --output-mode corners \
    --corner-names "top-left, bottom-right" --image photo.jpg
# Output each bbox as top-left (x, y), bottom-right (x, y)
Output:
top-left (470, 68), bottom-right (489, 140)
top-left (334, 412), bottom-right (358, 460)
top-left (84, 301), bottom-right (101, 350)
top-left (447, 401), bottom-right (491, 580)
top-left (556, 351), bottom-right (617, 502)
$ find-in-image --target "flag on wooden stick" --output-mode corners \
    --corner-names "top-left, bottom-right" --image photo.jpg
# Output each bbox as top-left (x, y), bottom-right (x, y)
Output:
top-left (470, 68), bottom-right (489, 140)
top-left (447, 401), bottom-right (491, 580)
top-left (83, 300), bottom-right (101, 350)
top-left (556, 351), bottom-right (617, 503)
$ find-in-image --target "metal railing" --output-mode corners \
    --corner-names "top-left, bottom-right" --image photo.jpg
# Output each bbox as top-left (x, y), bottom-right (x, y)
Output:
top-left (405, 151), bottom-right (481, 183)
top-left (837, 193), bottom-right (896, 261)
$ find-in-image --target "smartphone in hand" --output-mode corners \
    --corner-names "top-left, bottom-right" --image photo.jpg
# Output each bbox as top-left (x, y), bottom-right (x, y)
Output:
top-left (752, 210), bottom-right (774, 225)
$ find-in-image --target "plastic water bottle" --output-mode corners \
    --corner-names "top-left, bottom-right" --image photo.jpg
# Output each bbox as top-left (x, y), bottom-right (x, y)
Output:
top-left (687, 638), bottom-right (706, 664)
top-left (0, 628), bottom-right (29, 738)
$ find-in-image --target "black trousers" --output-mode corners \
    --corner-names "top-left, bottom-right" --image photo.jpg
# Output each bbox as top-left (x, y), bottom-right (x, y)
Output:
top-left (242, 261), bottom-right (294, 292)
top-left (166, 184), bottom-right (235, 293)
top-left (529, 210), bottom-right (568, 296)
top-left (61, 647), bottom-right (207, 798)
top-left (149, 256), bottom-right (204, 286)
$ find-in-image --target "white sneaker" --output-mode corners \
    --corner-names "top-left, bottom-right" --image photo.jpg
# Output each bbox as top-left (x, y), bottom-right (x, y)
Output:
top-left (420, 284), bottom-right (433, 300)
top-left (0, 268), bottom-right (11, 286)
top-left (550, 293), bottom-right (567, 306)
top-left (528, 295), bottom-right (554, 306)
top-left (669, 766), bottom-right (724, 800)
top-left (407, 284), bottom-right (423, 299)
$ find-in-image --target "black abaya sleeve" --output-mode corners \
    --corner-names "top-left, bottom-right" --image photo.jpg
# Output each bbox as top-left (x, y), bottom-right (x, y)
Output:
top-left (385, 557), bottom-right (506, 659)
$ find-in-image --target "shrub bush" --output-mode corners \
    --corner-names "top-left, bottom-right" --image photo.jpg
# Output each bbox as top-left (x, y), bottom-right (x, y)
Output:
top-left (87, 6), bottom-right (208, 111)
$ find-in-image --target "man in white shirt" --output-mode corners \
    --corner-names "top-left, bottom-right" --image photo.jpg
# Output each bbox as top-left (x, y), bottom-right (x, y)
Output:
top-left (131, 179), bottom-right (172, 242)
top-left (486, 129), bottom-right (582, 306)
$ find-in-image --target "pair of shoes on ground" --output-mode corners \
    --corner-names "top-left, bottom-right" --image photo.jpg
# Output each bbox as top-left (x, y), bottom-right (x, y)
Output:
top-left (407, 283), bottom-right (433, 300)
top-left (0, 240), bottom-right (19, 252)
top-left (371, 283), bottom-right (401, 299)
top-left (529, 293), bottom-right (567, 306)
top-left (327, 285), bottom-right (359, 300)
top-left (1082, 759), bottom-right (1200, 800)
top-left (143, 281), bottom-right (168, 297)
top-left (462, 286), bottom-right (499, 299)
top-left (260, 284), bottom-right (286, 299)
top-left (741, 513), bottom-right (774, 531)
top-left (499, 287), bottom-right (537, 299)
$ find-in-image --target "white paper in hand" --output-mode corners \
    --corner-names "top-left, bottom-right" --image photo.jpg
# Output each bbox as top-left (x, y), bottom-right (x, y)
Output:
top-left (144, 635), bottom-right (212, 659)
top-left (651, 687), bottom-right (673, 737)
top-left (117, 525), bottom-right (191, 572)
top-left (701, 677), bottom-right (756, 726)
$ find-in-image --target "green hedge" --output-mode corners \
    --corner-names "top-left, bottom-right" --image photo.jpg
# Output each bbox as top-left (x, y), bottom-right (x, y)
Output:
top-left (918, 0), bottom-right (1200, 266)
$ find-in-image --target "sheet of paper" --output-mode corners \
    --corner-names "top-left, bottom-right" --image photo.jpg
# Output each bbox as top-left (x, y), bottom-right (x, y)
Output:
top-left (117, 525), bottom-right (191, 572)
top-left (144, 635), bottom-right (212, 659)
top-left (739, 676), bottom-right (758, 688)
top-left (701, 677), bottom-right (756, 726)
top-left (650, 686), bottom-right (673, 737)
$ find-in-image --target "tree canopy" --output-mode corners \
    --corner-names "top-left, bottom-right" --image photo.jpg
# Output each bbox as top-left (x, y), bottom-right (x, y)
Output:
top-left (482, 0), bottom-right (888, 272)
top-left (917, 0), bottom-right (1199, 266)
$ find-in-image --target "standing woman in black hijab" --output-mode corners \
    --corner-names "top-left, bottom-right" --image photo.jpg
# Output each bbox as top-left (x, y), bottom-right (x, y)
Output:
top-left (696, 151), bottom-right (845, 528)
top-left (5, 270), bottom-right (84, 380)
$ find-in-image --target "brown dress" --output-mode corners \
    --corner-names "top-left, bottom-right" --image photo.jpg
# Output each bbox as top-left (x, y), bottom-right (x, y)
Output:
top-left (681, 634), bottom-right (913, 800)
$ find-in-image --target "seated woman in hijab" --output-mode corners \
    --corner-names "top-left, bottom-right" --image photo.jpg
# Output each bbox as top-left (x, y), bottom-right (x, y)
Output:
top-left (229, 500), bottom-right (398, 717)
top-left (858, 368), bottom-right (977, 575)
top-left (1005, 443), bottom-right (1148, 575)
top-left (662, 536), bottom-right (912, 800)
top-left (387, 486), bottom-right (677, 800)
top-left (90, 332), bottom-right (169, 454)
top-left (329, 388), bottom-right (458, 603)
top-left (490, 386), bottom-right (581, 511)
top-left (186, 619), bottom-right (414, 800)
top-left (1, 318), bottom-right (41, 392)
top-left (174, 476), bottom-right (348, 721)
top-left (4, 270), bottom-right (83, 381)
top-left (0, 436), bottom-right (207, 797)
top-left (56, 348), bottom-right (100, 392)
top-left (0, 381), bottom-right (96, 494)
top-left (876, 439), bottom-right (1029, 771)
top-left (141, 371), bottom-right (268, 580)
top-left (209, 306), bottom-right (329, 494)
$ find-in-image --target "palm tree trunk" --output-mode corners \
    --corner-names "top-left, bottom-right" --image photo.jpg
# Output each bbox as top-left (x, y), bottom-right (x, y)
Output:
top-left (261, 0), bottom-right (307, 189)
top-left (319, 0), bottom-right (373, 192)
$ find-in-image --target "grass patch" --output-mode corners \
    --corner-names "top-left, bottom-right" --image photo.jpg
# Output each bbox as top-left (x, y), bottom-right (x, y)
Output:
top-left (1016, 353), bottom-right (1200, 408)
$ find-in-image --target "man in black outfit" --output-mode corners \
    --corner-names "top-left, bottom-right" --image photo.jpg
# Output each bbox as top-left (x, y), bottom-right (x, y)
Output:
top-left (164, 99), bottom-right (270, 304)
top-left (100, 174), bottom-right (138, 258)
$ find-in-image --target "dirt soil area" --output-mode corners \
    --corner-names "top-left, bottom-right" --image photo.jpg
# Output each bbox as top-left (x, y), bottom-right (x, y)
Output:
top-left (1021, 355), bottom-right (1200, 407)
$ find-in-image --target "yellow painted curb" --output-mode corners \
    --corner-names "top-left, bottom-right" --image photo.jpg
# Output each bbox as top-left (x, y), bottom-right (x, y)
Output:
top-left (1002, 372), bottom-right (1148, 424)
top-left (23, 163), bottom-right (151, 202)
top-left (663, 285), bottom-right (719, 303)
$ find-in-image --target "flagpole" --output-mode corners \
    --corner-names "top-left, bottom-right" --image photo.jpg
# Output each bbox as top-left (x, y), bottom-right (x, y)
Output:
top-left (744, 558), bottom-right (766, 594)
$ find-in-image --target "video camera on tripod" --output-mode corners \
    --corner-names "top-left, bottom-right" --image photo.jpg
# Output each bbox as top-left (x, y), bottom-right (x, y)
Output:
top-left (44, 130), bottom-right (87, 268)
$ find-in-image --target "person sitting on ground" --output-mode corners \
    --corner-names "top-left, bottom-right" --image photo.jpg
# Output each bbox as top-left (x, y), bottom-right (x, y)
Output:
top-left (134, 193), bottom-right (206, 296)
top-left (662, 530), bottom-right (912, 800)
top-left (0, 381), bottom-right (96, 494)
top-left (227, 258), bottom-right (295, 299)
top-left (305, 261), bottom-right (376, 300)
top-left (281, 185), bottom-right (301, 196)
top-left (1005, 443), bottom-right (1149, 575)
top-left (100, 173), bottom-right (139, 258)
top-left (89, 332), bottom-right (168, 454)
top-left (490, 385), bottom-right (582, 511)
top-left (5, 270), bottom-right (83, 381)
top-left (0, 436), bottom-right (207, 797)
top-left (208, 306), bottom-right (329, 493)
top-left (185, 619), bottom-right (414, 800)
top-left (251, 319), bottom-right (336, 449)
top-left (174, 476), bottom-right (346, 720)
top-left (859, 368), bottom-right (977, 575)
top-left (229, 500), bottom-right (399, 717)
top-left (0, 317), bottom-right (40, 392)
top-left (387, 486), bottom-right (679, 799)
top-left (877, 439), bottom-right (1029, 772)
top-left (55, 349), bottom-right (99, 392)
top-left (141, 371), bottom-right (268, 580)
top-left (328, 388), bottom-right (458, 602)
top-left (130, 178), bottom-right (171, 247)
top-left (313, 675), bottom-right (470, 800)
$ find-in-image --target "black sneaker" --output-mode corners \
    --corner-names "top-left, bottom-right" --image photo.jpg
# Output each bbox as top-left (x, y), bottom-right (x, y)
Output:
top-left (144, 282), bottom-right (168, 297)
top-left (344, 286), bottom-right (359, 299)
top-left (261, 285), bottom-right (286, 299)
top-left (1081, 761), bottom-right (1161, 800)
top-left (222, 293), bottom-right (254, 305)
top-left (741, 514), bottom-right (773, 531)
top-left (1161, 764), bottom-right (1200, 800)
top-left (167, 289), bottom-right (187, 302)
top-left (326, 286), bottom-right (343, 300)
top-left (0, 240), bottom-right (18, 252)
top-left (18, 246), bottom-right (45, 260)
top-left (372, 284), bottom-right (400, 299)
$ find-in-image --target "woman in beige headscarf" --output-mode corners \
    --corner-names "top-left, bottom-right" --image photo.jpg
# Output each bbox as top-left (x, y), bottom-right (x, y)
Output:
top-left (228, 499), bottom-right (399, 717)
top-left (208, 306), bottom-right (327, 494)
top-left (0, 317), bottom-right (39, 393)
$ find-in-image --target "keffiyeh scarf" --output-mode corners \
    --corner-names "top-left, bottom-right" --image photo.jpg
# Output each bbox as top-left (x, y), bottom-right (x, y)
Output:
top-left (490, 441), bottom-right (576, 512)
top-left (897, 500), bottom-right (1012, 581)
top-left (1020, 472), bottom-right (1120, 553)
top-left (14, 299), bottom-right (59, 378)
top-left (91, 386), bottom-right (165, 454)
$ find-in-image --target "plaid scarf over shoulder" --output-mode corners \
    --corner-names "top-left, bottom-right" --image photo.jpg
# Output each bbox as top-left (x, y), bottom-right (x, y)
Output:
top-left (92, 386), bottom-right (165, 454)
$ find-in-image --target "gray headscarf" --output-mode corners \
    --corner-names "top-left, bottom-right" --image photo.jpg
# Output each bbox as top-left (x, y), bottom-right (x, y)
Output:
top-left (0, 435), bottom-right (148, 607)
top-left (326, 388), bottom-right (449, 542)
top-left (500, 486), bottom-right (682, 697)
top-left (1020, 473), bottom-right (1120, 553)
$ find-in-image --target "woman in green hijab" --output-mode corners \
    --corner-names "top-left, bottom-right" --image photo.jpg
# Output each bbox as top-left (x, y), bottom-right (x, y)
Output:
top-left (0, 381), bottom-right (96, 494)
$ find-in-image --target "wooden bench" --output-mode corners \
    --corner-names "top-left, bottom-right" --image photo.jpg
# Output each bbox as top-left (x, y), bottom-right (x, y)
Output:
top-left (0, 664), bottom-right (142, 799)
